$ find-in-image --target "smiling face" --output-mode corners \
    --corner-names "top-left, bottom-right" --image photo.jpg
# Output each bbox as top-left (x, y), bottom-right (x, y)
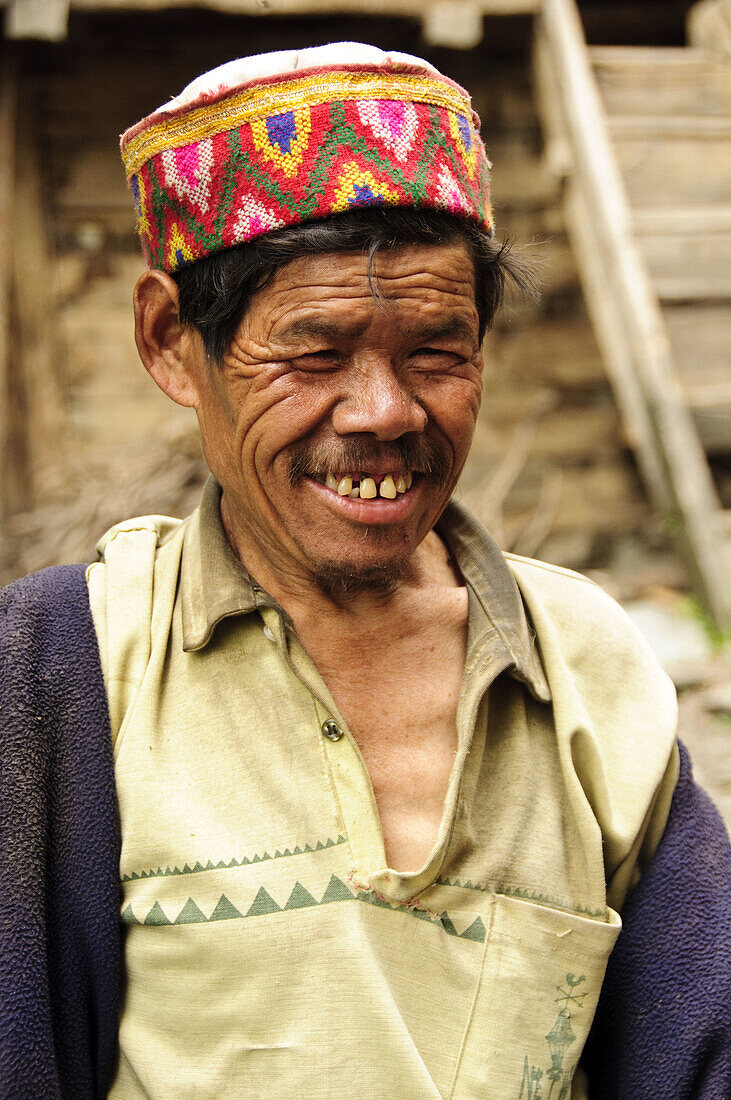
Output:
top-left (186, 240), bottom-right (483, 595)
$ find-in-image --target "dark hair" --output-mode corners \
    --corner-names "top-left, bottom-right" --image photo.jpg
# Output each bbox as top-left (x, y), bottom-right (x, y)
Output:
top-left (174, 207), bottom-right (534, 363)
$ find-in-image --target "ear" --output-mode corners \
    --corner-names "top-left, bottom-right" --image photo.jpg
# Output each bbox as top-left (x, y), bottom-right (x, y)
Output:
top-left (133, 270), bottom-right (201, 408)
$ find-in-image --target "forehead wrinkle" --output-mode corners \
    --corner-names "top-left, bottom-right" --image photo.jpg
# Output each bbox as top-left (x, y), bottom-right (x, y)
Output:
top-left (270, 246), bottom-right (474, 297)
top-left (248, 244), bottom-right (478, 350)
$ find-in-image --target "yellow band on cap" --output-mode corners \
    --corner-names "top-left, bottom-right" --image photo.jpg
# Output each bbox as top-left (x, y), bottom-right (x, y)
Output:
top-left (122, 69), bottom-right (471, 178)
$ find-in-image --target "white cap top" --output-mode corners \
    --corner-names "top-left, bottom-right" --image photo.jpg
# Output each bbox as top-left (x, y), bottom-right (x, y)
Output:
top-left (157, 42), bottom-right (439, 113)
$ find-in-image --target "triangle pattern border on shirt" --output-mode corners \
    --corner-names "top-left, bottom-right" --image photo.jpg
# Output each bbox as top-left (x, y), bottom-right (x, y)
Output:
top-left (121, 873), bottom-right (487, 943)
top-left (121, 835), bottom-right (348, 883)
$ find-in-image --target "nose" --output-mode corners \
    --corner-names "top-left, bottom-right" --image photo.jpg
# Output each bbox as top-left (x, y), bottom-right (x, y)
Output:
top-left (331, 360), bottom-right (427, 440)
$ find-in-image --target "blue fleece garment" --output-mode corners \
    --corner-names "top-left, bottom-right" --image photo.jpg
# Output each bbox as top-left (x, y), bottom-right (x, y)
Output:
top-left (581, 741), bottom-right (731, 1097)
top-left (0, 565), bottom-right (120, 1099)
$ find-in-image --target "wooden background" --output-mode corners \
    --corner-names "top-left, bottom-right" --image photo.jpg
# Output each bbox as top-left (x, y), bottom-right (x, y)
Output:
top-left (0, 0), bottom-right (714, 597)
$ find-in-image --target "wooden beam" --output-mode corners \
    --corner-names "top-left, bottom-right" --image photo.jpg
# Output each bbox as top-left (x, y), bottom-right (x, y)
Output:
top-left (4, 0), bottom-right (69, 40)
top-left (423, 2), bottom-right (484, 49)
top-left (64, 0), bottom-right (541, 15)
top-left (688, 0), bottom-right (731, 56)
top-left (535, 0), bottom-right (731, 624)
top-left (0, 54), bottom-right (20, 522)
top-left (12, 98), bottom-right (66, 496)
top-left (533, 32), bottom-right (669, 508)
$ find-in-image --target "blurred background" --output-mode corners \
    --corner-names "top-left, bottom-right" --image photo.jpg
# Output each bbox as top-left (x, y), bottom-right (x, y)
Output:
top-left (0, 0), bottom-right (729, 820)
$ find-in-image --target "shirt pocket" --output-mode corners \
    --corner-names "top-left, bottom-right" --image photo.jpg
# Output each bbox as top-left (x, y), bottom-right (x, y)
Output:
top-left (449, 894), bottom-right (621, 1099)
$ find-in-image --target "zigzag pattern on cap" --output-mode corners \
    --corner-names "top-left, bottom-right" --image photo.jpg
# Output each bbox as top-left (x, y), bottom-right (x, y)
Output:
top-left (120, 63), bottom-right (493, 273)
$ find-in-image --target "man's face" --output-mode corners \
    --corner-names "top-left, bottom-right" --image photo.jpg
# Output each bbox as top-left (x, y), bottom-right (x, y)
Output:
top-left (191, 240), bottom-right (483, 592)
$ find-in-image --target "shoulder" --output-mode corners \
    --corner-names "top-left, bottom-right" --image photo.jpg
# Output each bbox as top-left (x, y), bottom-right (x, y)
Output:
top-left (505, 551), bottom-right (646, 650)
top-left (0, 563), bottom-right (93, 654)
top-left (504, 551), bottom-right (676, 724)
top-left (86, 514), bottom-right (185, 593)
top-left (86, 514), bottom-right (188, 733)
top-left (0, 564), bottom-right (104, 701)
top-left (505, 553), bottom-right (679, 899)
top-left (1, 561), bottom-right (90, 611)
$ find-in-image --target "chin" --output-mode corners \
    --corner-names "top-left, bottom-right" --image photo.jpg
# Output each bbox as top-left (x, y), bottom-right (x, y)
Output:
top-left (312, 558), bottom-right (408, 599)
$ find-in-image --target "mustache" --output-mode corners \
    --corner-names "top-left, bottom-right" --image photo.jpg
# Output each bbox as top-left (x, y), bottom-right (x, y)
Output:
top-left (287, 435), bottom-right (451, 487)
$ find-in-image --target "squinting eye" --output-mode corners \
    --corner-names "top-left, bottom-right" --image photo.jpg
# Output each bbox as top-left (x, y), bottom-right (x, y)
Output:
top-left (410, 349), bottom-right (459, 368)
top-left (293, 351), bottom-right (341, 370)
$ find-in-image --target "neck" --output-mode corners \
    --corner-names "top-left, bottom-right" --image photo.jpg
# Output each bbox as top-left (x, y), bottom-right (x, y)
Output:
top-left (219, 493), bottom-right (462, 632)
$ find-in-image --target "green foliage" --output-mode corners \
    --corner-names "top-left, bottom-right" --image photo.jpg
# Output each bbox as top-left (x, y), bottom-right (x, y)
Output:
top-left (682, 595), bottom-right (731, 652)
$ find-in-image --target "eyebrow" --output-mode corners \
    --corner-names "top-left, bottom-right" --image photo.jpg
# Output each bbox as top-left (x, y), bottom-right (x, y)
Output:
top-left (400, 317), bottom-right (476, 345)
top-left (277, 315), bottom-right (476, 347)
top-left (277, 318), bottom-right (369, 345)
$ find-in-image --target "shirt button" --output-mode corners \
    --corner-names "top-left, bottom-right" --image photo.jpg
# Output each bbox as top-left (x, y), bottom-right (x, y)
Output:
top-left (322, 719), bottom-right (343, 742)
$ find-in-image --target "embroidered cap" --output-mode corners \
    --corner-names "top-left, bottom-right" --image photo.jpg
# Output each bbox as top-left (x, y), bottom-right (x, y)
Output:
top-left (120, 42), bottom-right (494, 273)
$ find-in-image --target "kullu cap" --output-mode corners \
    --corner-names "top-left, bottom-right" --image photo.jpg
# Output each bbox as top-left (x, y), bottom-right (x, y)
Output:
top-left (120, 42), bottom-right (493, 274)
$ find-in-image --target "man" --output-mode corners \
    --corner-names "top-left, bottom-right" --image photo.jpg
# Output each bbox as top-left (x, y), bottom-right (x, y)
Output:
top-left (0, 43), bottom-right (728, 1100)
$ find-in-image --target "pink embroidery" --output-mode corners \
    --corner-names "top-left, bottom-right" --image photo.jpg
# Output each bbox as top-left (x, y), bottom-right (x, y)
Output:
top-left (435, 164), bottom-right (469, 214)
top-left (232, 196), bottom-right (285, 243)
top-left (356, 99), bottom-right (419, 163)
top-left (161, 138), bottom-right (214, 214)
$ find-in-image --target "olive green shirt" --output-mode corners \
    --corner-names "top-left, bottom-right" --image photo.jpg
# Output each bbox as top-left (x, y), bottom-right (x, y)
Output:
top-left (88, 480), bottom-right (678, 1099)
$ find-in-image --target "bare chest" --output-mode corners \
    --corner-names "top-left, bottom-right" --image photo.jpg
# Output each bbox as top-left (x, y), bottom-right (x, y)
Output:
top-left (302, 618), bottom-right (467, 873)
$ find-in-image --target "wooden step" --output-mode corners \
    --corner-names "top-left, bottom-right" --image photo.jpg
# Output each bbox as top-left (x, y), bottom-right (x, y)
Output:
top-left (637, 227), bottom-right (731, 301)
top-left (664, 305), bottom-right (731, 454)
top-left (632, 206), bottom-right (731, 235)
top-left (608, 119), bottom-right (731, 208)
top-left (716, 510), bottom-right (731, 540)
top-left (685, 393), bottom-right (731, 454)
top-left (591, 46), bottom-right (731, 117)
top-left (588, 50), bottom-right (731, 441)
top-left (665, 305), bottom-right (731, 387)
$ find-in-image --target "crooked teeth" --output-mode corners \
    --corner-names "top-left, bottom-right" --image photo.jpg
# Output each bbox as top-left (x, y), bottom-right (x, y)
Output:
top-left (326, 471), bottom-right (413, 498)
top-left (379, 475), bottom-right (397, 499)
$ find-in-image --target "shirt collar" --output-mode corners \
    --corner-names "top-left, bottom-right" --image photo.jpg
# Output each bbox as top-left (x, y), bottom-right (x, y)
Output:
top-left (435, 499), bottom-right (550, 702)
top-left (181, 477), bottom-right (550, 702)
top-left (181, 477), bottom-right (263, 651)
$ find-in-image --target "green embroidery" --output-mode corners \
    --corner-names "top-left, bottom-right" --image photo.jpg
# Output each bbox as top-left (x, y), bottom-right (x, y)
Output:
top-left (121, 835), bottom-right (347, 883)
top-left (439, 911), bottom-right (459, 937)
top-left (174, 898), bottom-right (207, 924)
top-left (436, 877), bottom-right (604, 920)
top-left (519, 1059), bottom-right (544, 1100)
top-left (246, 887), bottom-right (281, 917)
top-left (555, 973), bottom-right (587, 1010)
top-left (210, 894), bottom-right (241, 921)
top-left (519, 973), bottom-right (586, 1099)
top-left (459, 916), bottom-right (486, 942)
top-left (284, 882), bottom-right (317, 910)
top-left (122, 874), bottom-right (486, 943)
top-left (143, 900), bottom-right (171, 926)
top-left (320, 875), bottom-right (353, 904)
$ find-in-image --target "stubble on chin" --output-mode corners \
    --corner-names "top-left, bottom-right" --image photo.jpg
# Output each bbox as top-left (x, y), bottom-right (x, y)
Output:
top-left (313, 558), bottom-right (408, 600)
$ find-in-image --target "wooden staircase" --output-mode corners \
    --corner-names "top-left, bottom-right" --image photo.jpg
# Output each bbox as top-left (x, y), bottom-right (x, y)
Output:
top-left (594, 46), bottom-right (731, 457)
top-left (534, 0), bottom-right (731, 626)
